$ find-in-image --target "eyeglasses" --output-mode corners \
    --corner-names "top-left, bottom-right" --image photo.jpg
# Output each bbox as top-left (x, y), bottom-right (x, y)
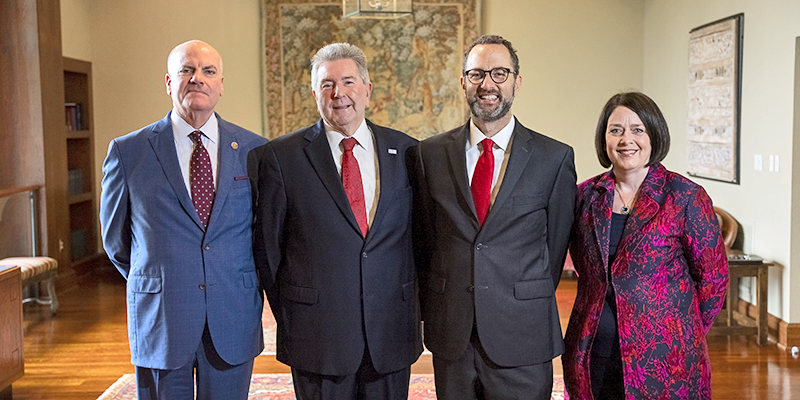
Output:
top-left (463, 68), bottom-right (513, 85)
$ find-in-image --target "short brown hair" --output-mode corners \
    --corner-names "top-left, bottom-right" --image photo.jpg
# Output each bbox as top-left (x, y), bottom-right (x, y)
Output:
top-left (462, 34), bottom-right (519, 76)
top-left (595, 92), bottom-right (671, 168)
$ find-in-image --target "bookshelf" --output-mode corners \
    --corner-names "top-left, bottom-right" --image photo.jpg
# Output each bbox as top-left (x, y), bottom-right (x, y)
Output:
top-left (62, 57), bottom-right (97, 264)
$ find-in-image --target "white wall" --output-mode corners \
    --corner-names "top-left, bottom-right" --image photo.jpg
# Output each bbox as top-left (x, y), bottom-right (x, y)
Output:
top-left (483, 0), bottom-right (645, 182)
top-left (643, 0), bottom-right (800, 323)
top-left (61, 0), bottom-right (91, 61)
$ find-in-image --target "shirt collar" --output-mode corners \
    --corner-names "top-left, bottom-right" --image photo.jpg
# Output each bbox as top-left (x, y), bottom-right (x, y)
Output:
top-left (468, 117), bottom-right (515, 151)
top-left (171, 111), bottom-right (219, 144)
top-left (324, 119), bottom-right (370, 148)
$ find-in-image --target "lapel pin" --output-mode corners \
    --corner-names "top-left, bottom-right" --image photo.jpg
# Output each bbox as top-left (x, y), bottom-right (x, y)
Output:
top-left (388, 148), bottom-right (397, 154)
top-left (231, 142), bottom-right (239, 149)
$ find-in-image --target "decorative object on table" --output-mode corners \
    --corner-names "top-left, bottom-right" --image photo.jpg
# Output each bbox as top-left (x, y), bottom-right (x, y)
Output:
top-left (262, 0), bottom-right (479, 140)
top-left (686, 13), bottom-right (743, 184)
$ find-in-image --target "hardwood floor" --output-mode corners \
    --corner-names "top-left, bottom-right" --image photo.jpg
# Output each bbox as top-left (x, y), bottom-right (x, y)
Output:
top-left (10, 261), bottom-right (800, 399)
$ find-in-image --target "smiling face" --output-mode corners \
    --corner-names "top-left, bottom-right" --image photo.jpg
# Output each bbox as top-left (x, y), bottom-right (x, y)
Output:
top-left (606, 106), bottom-right (652, 174)
top-left (462, 44), bottom-right (521, 127)
top-left (312, 58), bottom-right (372, 137)
top-left (165, 41), bottom-right (224, 127)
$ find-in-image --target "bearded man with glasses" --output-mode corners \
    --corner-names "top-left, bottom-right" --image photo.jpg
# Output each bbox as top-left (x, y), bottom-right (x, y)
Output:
top-left (410, 34), bottom-right (577, 400)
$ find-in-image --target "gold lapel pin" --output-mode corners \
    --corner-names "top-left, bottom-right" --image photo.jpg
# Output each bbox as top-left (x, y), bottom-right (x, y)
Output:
top-left (231, 142), bottom-right (239, 149)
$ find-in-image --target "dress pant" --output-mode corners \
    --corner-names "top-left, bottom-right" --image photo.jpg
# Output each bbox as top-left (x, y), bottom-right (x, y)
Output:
top-left (135, 325), bottom-right (254, 400)
top-left (433, 325), bottom-right (553, 400)
top-left (291, 347), bottom-right (411, 400)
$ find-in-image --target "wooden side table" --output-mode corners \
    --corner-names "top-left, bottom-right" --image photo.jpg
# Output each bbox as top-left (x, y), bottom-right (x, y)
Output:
top-left (710, 253), bottom-right (770, 346)
top-left (0, 265), bottom-right (24, 399)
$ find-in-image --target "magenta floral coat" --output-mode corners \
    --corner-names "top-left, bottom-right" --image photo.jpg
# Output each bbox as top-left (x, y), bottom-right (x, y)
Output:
top-left (563, 164), bottom-right (728, 399)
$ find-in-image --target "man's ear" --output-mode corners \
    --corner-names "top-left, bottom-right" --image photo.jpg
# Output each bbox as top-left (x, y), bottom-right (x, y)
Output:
top-left (165, 73), bottom-right (172, 95)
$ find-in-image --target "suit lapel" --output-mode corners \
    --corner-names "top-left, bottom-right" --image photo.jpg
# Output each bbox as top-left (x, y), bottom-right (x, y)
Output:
top-left (615, 164), bottom-right (665, 271)
top-left (304, 120), bottom-right (364, 237)
top-left (367, 121), bottom-right (395, 237)
top-left (444, 124), bottom-right (476, 225)
top-left (590, 172), bottom-right (614, 269)
top-left (489, 120), bottom-right (534, 224)
top-left (148, 114), bottom-right (204, 230)
top-left (206, 115), bottom-right (237, 231)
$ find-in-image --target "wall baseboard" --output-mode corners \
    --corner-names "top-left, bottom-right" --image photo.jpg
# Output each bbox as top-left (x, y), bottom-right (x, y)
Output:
top-left (736, 298), bottom-right (800, 350)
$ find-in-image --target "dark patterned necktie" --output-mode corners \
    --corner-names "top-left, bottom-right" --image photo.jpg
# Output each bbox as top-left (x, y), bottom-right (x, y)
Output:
top-left (341, 137), bottom-right (368, 237)
top-left (189, 130), bottom-right (215, 228)
top-left (471, 139), bottom-right (495, 225)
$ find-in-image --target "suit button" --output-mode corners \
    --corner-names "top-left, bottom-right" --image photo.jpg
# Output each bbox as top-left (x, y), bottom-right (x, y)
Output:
top-left (362, 252), bottom-right (368, 258)
top-left (476, 243), bottom-right (483, 250)
top-left (204, 245), bottom-right (210, 250)
top-left (199, 284), bottom-right (206, 290)
top-left (467, 285), bottom-right (475, 292)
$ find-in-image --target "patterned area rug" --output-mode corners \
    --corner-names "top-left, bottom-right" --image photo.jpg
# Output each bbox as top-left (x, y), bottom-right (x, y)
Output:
top-left (262, 304), bottom-right (277, 355)
top-left (97, 373), bottom-right (565, 399)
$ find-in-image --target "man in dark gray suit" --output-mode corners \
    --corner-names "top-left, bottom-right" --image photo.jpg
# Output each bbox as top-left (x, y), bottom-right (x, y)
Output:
top-left (251, 43), bottom-right (421, 400)
top-left (411, 34), bottom-right (576, 399)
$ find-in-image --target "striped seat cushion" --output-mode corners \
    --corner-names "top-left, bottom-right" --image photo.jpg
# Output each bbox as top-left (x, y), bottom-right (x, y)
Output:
top-left (0, 257), bottom-right (58, 282)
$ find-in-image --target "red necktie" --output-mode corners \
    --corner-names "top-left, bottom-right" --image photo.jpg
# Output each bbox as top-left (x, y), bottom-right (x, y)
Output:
top-left (341, 138), bottom-right (369, 237)
top-left (471, 139), bottom-right (495, 225)
top-left (189, 130), bottom-right (215, 228)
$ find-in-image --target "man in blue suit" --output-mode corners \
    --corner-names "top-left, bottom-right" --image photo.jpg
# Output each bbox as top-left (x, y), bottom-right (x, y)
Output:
top-left (251, 43), bottom-right (421, 399)
top-left (100, 40), bottom-right (267, 399)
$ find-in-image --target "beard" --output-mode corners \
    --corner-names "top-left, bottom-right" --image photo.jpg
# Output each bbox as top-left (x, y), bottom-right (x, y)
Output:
top-left (467, 87), bottom-right (515, 123)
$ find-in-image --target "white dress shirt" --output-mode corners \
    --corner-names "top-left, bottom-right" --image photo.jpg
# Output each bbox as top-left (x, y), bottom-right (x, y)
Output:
top-left (172, 112), bottom-right (220, 193)
top-left (325, 119), bottom-right (379, 225)
top-left (466, 117), bottom-right (515, 203)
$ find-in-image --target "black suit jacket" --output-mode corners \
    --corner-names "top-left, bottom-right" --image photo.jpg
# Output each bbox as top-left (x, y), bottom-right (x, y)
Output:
top-left (412, 118), bottom-right (576, 367)
top-left (251, 119), bottom-right (422, 376)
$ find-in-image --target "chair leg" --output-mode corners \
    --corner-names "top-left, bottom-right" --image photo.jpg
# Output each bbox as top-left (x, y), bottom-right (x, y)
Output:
top-left (43, 275), bottom-right (58, 313)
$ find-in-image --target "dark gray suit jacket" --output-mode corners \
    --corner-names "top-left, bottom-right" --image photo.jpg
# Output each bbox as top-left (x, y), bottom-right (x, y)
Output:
top-left (412, 117), bottom-right (576, 367)
top-left (251, 119), bottom-right (422, 376)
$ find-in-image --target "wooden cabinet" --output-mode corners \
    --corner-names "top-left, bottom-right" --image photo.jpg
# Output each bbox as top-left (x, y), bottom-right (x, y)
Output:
top-left (62, 58), bottom-right (97, 264)
top-left (0, 266), bottom-right (24, 396)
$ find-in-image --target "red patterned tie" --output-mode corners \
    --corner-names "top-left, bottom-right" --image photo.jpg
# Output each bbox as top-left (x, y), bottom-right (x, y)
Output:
top-left (341, 137), bottom-right (368, 237)
top-left (189, 130), bottom-right (215, 228)
top-left (471, 139), bottom-right (495, 225)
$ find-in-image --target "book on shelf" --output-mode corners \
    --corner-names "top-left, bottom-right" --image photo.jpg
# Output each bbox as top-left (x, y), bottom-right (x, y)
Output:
top-left (65, 102), bottom-right (83, 131)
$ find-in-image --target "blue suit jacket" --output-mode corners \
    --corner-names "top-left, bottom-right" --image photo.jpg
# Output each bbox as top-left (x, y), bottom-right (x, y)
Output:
top-left (100, 112), bottom-right (268, 369)
top-left (251, 119), bottom-right (422, 376)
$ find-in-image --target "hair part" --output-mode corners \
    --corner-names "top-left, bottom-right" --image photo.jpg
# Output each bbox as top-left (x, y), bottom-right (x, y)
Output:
top-left (310, 43), bottom-right (370, 91)
top-left (462, 34), bottom-right (520, 76)
top-left (594, 92), bottom-right (671, 168)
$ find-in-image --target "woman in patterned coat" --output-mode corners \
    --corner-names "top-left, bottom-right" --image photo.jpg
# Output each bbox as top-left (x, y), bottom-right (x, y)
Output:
top-left (563, 92), bottom-right (729, 399)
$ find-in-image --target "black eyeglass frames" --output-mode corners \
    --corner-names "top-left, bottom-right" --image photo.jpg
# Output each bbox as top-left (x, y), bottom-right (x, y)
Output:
top-left (463, 68), bottom-right (513, 85)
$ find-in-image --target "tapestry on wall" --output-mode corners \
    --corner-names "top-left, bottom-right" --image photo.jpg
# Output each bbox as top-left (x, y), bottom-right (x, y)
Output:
top-left (686, 13), bottom-right (743, 184)
top-left (262, 0), bottom-right (479, 140)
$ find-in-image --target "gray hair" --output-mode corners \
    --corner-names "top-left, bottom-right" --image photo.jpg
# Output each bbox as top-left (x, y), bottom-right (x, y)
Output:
top-left (310, 43), bottom-right (370, 91)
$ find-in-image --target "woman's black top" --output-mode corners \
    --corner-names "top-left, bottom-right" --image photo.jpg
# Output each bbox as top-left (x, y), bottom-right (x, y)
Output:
top-left (592, 212), bottom-right (628, 357)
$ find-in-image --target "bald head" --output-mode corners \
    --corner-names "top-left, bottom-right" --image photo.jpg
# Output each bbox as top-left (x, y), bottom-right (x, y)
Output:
top-left (167, 40), bottom-right (224, 75)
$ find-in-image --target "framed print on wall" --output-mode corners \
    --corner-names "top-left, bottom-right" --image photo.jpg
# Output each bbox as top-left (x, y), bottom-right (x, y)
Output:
top-left (686, 13), bottom-right (744, 184)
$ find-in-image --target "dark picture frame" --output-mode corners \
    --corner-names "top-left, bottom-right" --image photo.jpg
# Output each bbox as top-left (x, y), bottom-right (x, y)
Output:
top-left (686, 13), bottom-right (744, 184)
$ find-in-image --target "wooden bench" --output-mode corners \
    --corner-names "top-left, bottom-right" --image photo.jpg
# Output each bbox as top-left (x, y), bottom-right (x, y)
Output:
top-left (0, 257), bottom-right (59, 313)
top-left (0, 265), bottom-right (24, 399)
